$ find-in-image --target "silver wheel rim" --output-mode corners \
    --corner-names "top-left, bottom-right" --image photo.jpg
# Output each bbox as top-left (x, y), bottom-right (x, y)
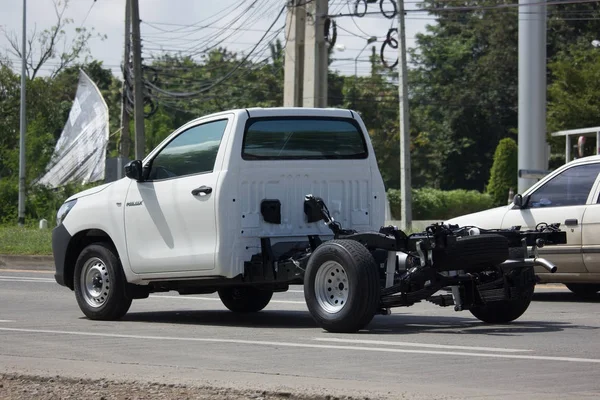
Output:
top-left (314, 261), bottom-right (349, 313)
top-left (80, 257), bottom-right (110, 308)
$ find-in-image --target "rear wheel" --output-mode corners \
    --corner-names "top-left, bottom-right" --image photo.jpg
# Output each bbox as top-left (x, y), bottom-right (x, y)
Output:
top-left (470, 267), bottom-right (535, 323)
top-left (218, 287), bottom-right (273, 312)
top-left (74, 243), bottom-right (132, 320)
top-left (304, 240), bottom-right (380, 333)
top-left (566, 283), bottom-right (600, 298)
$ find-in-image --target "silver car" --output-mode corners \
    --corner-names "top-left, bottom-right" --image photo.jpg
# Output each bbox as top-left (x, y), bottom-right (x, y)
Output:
top-left (447, 155), bottom-right (600, 297)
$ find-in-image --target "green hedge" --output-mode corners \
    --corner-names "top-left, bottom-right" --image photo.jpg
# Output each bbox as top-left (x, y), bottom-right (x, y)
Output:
top-left (0, 181), bottom-right (98, 226)
top-left (388, 188), bottom-right (494, 220)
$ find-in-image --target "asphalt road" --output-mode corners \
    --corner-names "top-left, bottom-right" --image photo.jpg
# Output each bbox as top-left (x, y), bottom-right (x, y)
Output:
top-left (1, 268), bottom-right (599, 399)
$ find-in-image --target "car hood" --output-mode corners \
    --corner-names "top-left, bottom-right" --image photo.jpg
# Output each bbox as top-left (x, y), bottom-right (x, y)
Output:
top-left (445, 205), bottom-right (511, 229)
top-left (66, 182), bottom-right (114, 202)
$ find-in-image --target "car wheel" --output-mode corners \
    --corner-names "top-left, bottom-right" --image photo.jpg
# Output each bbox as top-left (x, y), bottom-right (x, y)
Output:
top-left (74, 243), bottom-right (132, 320)
top-left (470, 267), bottom-right (535, 323)
top-left (218, 287), bottom-right (273, 312)
top-left (304, 240), bottom-right (380, 333)
top-left (565, 283), bottom-right (600, 298)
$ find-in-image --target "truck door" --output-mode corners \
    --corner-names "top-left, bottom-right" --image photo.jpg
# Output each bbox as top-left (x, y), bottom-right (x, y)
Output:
top-left (124, 117), bottom-right (230, 274)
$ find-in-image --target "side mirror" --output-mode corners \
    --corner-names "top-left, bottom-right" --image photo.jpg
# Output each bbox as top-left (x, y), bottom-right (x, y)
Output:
top-left (513, 194), bottom-right (523, 208)
top-left (513, 194), bottom-right (529, 209)
top-left (124, 160), bottom-right (144, 181)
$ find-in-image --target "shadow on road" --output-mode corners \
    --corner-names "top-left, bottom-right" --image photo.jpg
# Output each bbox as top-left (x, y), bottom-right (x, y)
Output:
top-left (533, 291), bottom-right (600, 303)
top-left (123, 309), bottom-right (319, 329)
top-left (121, 309), bottom-right (593, 336)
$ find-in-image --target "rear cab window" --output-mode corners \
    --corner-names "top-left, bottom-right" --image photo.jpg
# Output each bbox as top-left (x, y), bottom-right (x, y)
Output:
top-left (242, 117), bottom-right (368, 160)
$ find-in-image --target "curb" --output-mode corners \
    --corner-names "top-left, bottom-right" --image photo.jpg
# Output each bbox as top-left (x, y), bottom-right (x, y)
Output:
top-left (0, 255), bottom-right (54, 271)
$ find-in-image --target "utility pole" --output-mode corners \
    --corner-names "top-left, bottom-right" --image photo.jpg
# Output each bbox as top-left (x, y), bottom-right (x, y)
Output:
top-left (130, 0), bottom-right (145, 160)
top-left (397, 0), bottom-right (412, 230)
top-left (283, 1), bottom-right (305, 107)
top-left (303, 0), bottom-right (328, 108)
top-left (518, 0), bottom-right (547, 193)
top-left (118, 0), bottom-right (131, 177)
top-left (18, 0), bottom-right (26, 226)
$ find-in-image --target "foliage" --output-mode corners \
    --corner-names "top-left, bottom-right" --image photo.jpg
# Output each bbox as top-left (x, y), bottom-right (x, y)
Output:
top-left (547, 48), bottom-right (600, 153)
top-left (487, 138), bottom-right (518, 206)
top-left (0, 225), bottom-right (52, 255)
top-left (387, 188), bottom-right (494, 221)
top-left (1, 0), bottom-right (106, 79)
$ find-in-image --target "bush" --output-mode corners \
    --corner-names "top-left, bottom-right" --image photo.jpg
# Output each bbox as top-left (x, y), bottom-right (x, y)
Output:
top-left (388, 188), bottom-right (494, 220)
top-left (0, 180), bottom-right (99, 225)
top-left (487, 138), bottom-right (518, 206)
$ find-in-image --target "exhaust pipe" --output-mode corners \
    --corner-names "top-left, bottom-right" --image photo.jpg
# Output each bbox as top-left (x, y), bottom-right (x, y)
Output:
top-left (528, 257), bottom-right (558, 273)
top-left (500, 257), bottom-right (558, 273)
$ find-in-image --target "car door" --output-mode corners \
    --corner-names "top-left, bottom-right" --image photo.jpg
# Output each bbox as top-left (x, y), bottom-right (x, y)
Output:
top-left (124, 117), bottom-right (230, 274)
top-left (581, 177), bottom-right (600, 274)
top-left (501, 162), bottom-right (600, 273)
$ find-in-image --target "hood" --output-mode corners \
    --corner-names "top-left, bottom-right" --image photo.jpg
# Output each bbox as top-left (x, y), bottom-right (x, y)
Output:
top-left (66, 182), bottom-right (114, 202)
top-left (445, 205), bottom-right (511, 229)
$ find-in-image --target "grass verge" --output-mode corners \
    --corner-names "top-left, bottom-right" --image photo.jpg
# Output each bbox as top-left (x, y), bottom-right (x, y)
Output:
top-left (0, 225), bottom-right (52, 255)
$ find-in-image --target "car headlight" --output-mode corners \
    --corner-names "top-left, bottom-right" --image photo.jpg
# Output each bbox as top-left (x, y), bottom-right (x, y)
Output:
top-left (56, 199), bottom-right (77, 226)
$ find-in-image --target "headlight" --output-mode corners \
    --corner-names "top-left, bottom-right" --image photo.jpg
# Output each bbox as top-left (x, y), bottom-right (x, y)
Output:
top-left (56, 199), bottom-right (77, 226)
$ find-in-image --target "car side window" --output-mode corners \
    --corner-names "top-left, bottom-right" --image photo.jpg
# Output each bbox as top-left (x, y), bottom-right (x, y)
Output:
top-left (148, 119), bottom-right (228, 180)
top-left (528, 163), bottom-right (600, 208)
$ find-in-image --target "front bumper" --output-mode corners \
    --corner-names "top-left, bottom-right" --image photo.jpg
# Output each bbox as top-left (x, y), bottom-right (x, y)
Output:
top-left (52, 223), bottom-right (72, 287)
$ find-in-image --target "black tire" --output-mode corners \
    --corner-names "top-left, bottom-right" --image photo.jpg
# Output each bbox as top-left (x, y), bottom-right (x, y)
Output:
top-left (565, 283), bottom-right (600, 298)
top-left (218, 287), bottom-right (273, 312)
top-left (304, 240), bottom-right (380, 333)
top-left (74, 243), bottom-right (132, 320)
top-left (433, 234), bottom-right (509, 271)
top-left (470, 268), bottom-right (535, 323)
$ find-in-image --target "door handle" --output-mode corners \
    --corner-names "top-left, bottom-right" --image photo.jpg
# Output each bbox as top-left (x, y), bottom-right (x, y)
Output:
top-left (565, 218), bottom-right (578, 226)
top-left (192, 186), bottom-right (212, 196)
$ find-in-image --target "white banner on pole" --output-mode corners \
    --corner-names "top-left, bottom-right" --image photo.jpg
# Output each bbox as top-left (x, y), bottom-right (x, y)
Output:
top-left (37, 69), bottom-right (109, 188)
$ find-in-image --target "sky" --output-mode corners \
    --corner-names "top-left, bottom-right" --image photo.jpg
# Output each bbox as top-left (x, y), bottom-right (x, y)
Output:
top-left (0, 0), bottom-right (436, 78)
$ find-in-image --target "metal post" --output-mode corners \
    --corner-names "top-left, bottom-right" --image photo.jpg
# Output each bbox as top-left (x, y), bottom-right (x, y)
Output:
top-left (397, 0), bottom-right (412, 230)
top-left (302, 0), bottom-right (328, 108)
top-left (283, 1), bottom-right (305, 107)
top-left (596, 131), bottom-right (600, 155)
top-left (565, 135), bottom-right (570, 163)
top-left (130, 0), bottom-right (145, 160)
top-left (518, 0), bottom-right (547, 193)
top-left (18, 0), bottom-right (26, 226)
top-left (119, 0), bottom-right (131, 177)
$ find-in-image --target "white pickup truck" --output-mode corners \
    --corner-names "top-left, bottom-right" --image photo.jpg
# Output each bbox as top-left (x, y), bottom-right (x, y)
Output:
top-left (52, 107), bottom-right (566, 333)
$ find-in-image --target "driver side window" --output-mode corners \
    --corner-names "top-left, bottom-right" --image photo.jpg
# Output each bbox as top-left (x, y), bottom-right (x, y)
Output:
top-left (528, 163), bottom-right (600, 208)
top-left (148, 119), bottom-right (228, 180)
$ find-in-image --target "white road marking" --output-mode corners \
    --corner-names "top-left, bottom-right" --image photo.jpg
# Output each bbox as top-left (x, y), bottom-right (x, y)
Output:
top-left (0, 320), bottom-right (14, 323)
top-left (149, 295), bottom-right (305, 305)
top-left (287, 290), bottom-right (304, 293)
top-left (0, 275), bottom-right (54, 281)
top-left (0, 278), bottom-right (54, 283)
top-left (314, 338), bottom-right (531, 353)
top-left (0, 327), bottom-right (598, 364)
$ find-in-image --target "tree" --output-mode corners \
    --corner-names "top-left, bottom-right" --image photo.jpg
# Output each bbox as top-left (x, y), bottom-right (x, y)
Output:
top-left (1, 0), bottom-right (105, 79)
top-left (406, 0), bottom-right (600, 191)
top-left (547, 48), bottom-right (600, 136)
top-left (487, 137), bottom-right (518, 206)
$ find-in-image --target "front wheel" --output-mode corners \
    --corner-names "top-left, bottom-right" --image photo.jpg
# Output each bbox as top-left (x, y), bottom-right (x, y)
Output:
top-left (218, 287), bottom-right (273, 312)
top-left (74, 243), bottom-right (132, 320)
top-left (566, 283), bottom-right (600, 298)
top-left (304, 240), bottom-right (380, 333)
